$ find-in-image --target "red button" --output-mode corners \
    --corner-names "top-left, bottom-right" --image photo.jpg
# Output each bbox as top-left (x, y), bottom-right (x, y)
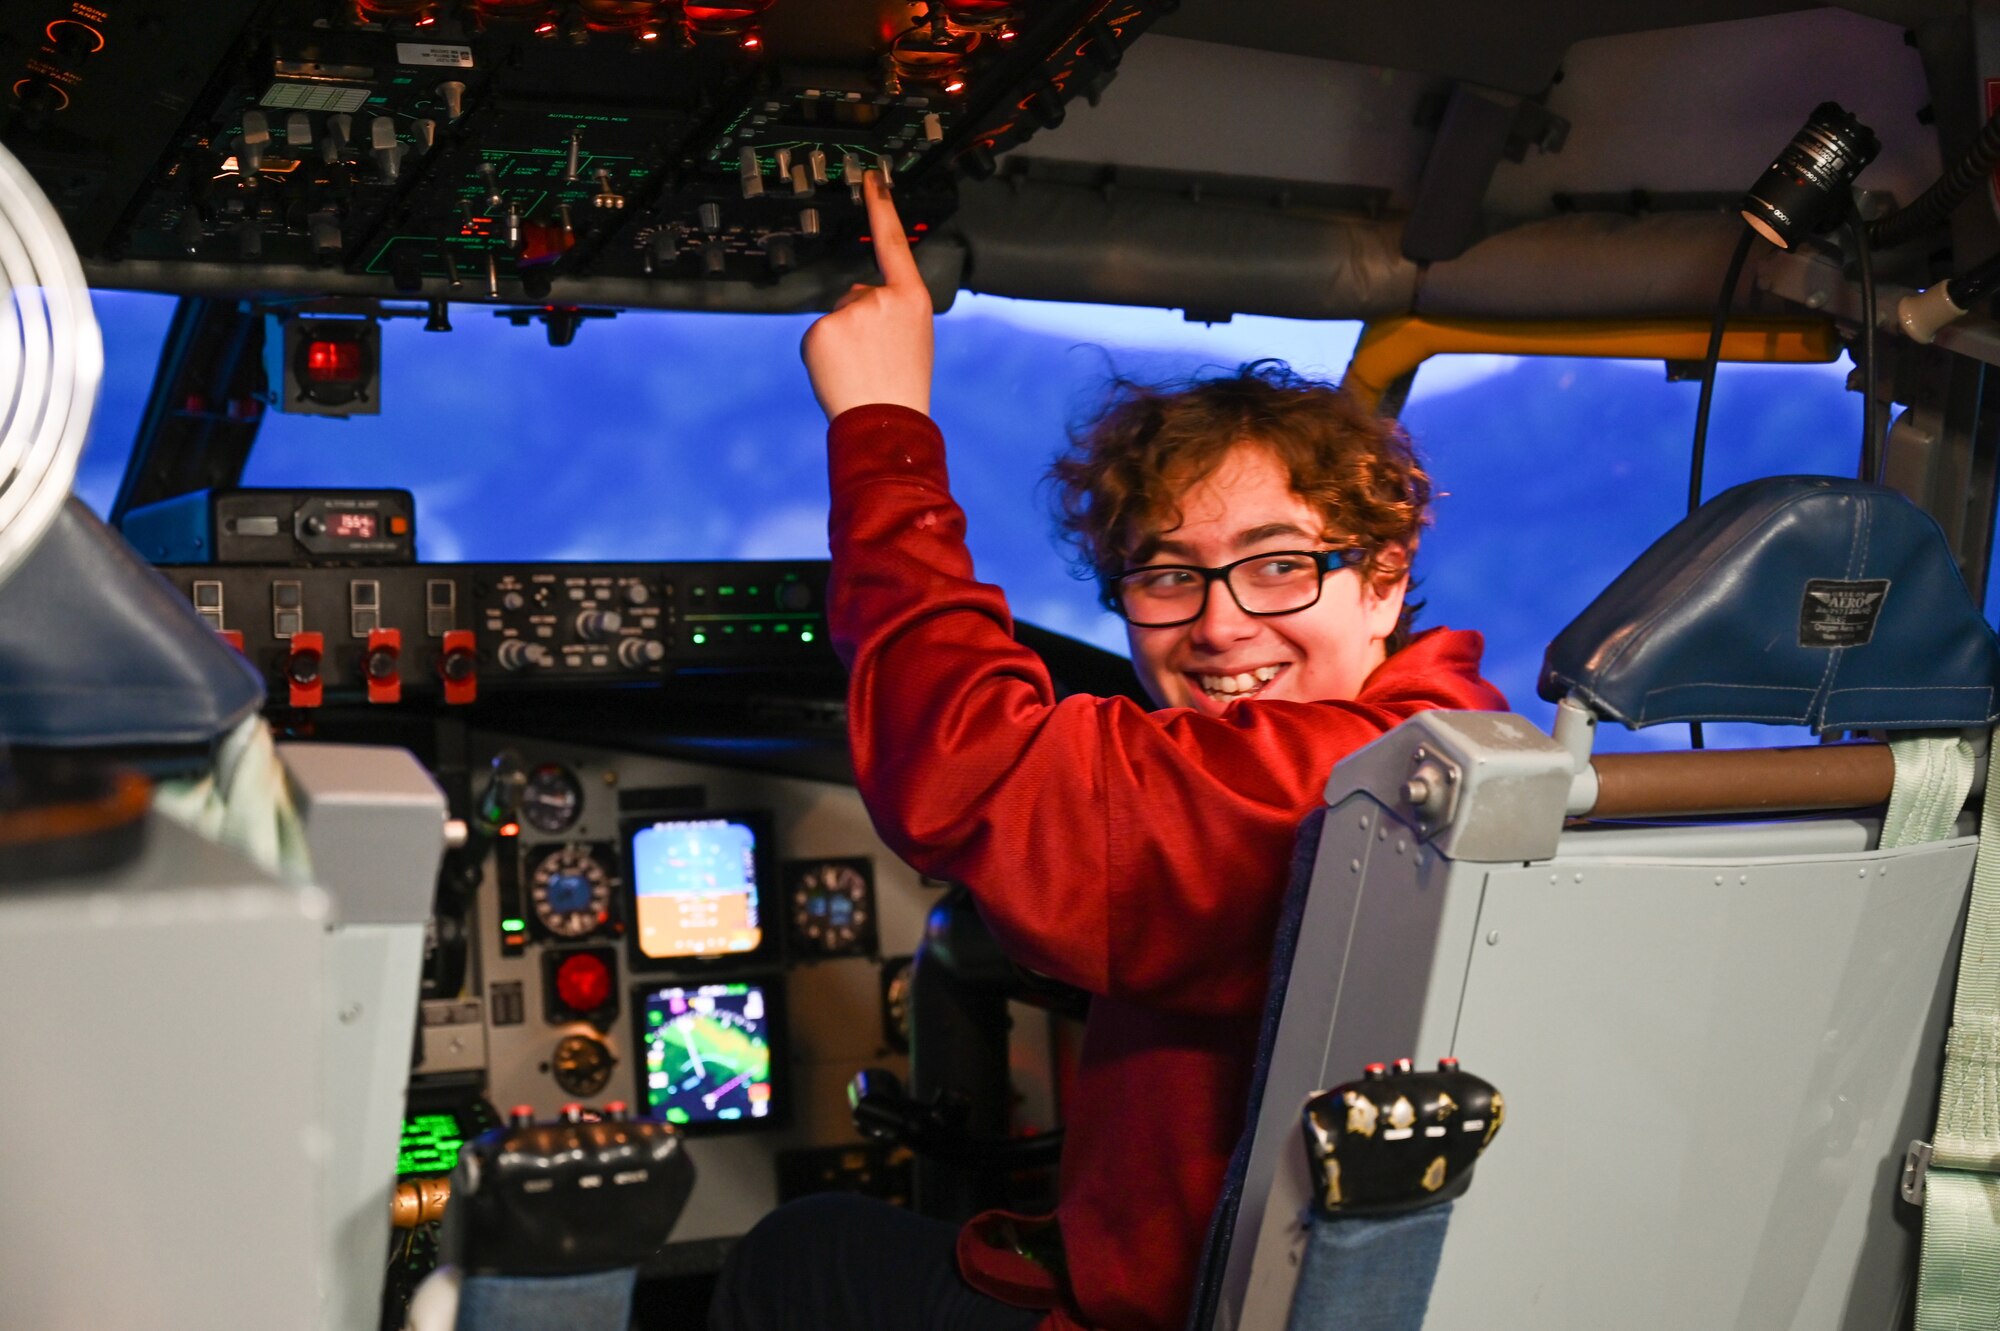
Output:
top-left (555, 952), bottom-right (613, 1014)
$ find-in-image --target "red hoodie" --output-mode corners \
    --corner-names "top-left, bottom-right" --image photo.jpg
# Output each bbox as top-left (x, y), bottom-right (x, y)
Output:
top-left (826, 405), bottom-right (1508, 1331)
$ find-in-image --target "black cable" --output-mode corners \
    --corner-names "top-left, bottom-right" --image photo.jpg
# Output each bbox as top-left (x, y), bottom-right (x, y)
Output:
top-left (1850, 209), bottom-right (1881, 483)
top-left (1868, 106), bottom-right (2000, 250)
top-left (1685, 225), bottom-right (1757, 751)
top-left (1947, 246), bottom-right (2000, 308)
top-left (1688, 228), bottom-right (1757, 516)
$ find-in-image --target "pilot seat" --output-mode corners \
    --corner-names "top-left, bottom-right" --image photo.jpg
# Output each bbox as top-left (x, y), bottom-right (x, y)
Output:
top-left (1188, 474), bottom-right (2000, 1330)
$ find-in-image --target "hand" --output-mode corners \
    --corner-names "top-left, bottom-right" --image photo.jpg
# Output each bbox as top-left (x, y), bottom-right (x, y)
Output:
top-left (801, 170), bottom-right (935, 421)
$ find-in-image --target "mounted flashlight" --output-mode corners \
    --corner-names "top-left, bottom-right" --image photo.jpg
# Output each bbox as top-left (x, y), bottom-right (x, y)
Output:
top-left (1741, 102), bottom-right (1880, 249)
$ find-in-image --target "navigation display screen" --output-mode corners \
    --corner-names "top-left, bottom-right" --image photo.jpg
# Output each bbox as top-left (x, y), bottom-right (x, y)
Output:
top-left (636, 980), bottom-right (781, 1131)
top-left (628, 815), bottom-right (766, 961)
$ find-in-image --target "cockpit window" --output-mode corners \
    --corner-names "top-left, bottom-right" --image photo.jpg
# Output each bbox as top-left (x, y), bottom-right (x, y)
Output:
top-left (72, 291), bottom-right (179, 518)
top-left (74, 295), bottom-right (1898, 752)
top-left (232, 294), bottom-right (1360, 655)
top-left (1407, 355), bottom-right (1860, 751)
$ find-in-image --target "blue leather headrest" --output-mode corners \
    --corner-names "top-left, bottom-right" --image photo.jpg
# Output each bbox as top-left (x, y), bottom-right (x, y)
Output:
top-left (0, 499), bottom-right (265, 748)
top-left (1540, 476), bottom-right (2000, 733)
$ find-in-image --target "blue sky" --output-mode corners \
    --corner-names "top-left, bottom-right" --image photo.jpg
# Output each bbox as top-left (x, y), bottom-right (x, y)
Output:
top-left (76, 288), bottom-right (1869, 748)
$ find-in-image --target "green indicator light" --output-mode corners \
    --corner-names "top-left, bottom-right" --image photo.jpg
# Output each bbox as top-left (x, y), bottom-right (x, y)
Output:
top-left (692, 632), bottom-right (706, 644)
top-left (748, 585), bottom-right (760, 595)
top-left (666, 1108), bottom-right (690, 1124)
top-left (718, 585), bottom-right (736, 596)
top-left (801, 630), bottom-right (815, 643)
top-left (724, 625), bottom-right (737, 634)
top-left (501, 918), bottom-right (527, 932)
top-left (774, 624), bottom-right (789, 634)
top-left (750, 623), bottom-right (764, 633)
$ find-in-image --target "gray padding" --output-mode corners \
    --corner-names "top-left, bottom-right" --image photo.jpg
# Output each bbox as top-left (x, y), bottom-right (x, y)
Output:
top-left (0, 498), bottom-right (264, 747)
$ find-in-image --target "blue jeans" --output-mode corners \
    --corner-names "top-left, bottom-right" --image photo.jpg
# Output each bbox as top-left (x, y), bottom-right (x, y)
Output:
top-left (708, 1194), bottom-right (1045, 1331)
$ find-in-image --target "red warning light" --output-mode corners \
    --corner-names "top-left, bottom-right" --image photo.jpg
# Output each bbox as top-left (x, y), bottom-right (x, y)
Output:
top-left (943, 79), bottom-right (966, 94)
top-left (555, 952), bottom-right (614, 1013)
top-left (304, 339), bottom-right (366, 384)
top-left (740, 32), bottom-right (761, 48)
top-left (499, 821), bottom-right (521, 838)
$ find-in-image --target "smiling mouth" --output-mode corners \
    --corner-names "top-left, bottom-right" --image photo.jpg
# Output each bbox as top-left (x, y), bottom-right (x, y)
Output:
top-left (1191, 663), bottom-right (1288, 701)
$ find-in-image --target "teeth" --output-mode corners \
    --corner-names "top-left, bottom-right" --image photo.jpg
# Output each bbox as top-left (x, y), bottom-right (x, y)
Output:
top-left (1199, 665), bottom-right (1283, 696)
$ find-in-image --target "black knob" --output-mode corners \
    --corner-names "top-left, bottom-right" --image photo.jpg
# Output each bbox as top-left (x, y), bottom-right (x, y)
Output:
top-left (366, 646), bottom-right (399, 680)
top-left (287, 647), bottom-right (322, 686)
top-left (777, 581), bottom-right (813, 611)
top-left (1029, 85), bottom-right (1065, 129)
top-left (439, 646), bottom-right (476, 682)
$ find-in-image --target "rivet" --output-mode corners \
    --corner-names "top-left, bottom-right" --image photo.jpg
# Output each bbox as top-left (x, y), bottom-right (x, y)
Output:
top-left (1359, 816), bottom-right (1371, 830)
top-left (1397, 838), bottom-right (1407, 854)
top-left (1858, 867), bottom-right (1868, 879)
top-left (1378, 825), bottom-right (1387, 841)
top-left (1714, 875), bottom-right (1724, 886)
top-left (1486, 931), bottom-right (1500, 945)
top-left (339, 1003), bottom-right (363, 1024)
top-left (1573, 872), bottom-right (1584, 883)
top-left (1351, 858), bottom-right (1362, 872)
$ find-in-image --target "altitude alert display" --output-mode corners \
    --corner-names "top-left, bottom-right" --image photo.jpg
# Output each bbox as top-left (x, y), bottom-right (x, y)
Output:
top-left (639, 982), bottom-right (775, 1128)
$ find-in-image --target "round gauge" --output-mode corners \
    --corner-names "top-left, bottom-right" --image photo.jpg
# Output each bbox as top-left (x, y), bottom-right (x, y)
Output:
top-left (880, 956), bottom-right (914, 1054)
top-left (787, 857), bottom-right (876, 958)
top-left (520, 763), bottom-right (584, 833)
top-left (530, 845), bottom-right (613, 938)
top-left (551, 1033), bottom-right (616, 1098)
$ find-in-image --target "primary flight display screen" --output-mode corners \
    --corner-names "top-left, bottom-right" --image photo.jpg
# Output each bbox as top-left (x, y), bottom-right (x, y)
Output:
top-left (636, 981), bottom-right (781, 1131)
top-left (627, 815), bottom-right (767, 961)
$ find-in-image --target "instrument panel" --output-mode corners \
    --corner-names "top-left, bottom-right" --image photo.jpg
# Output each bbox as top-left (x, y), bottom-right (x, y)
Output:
top-left (412, 729), bottom-right (942, 1256)
top-left (153, 558), bottom-right (840, 704)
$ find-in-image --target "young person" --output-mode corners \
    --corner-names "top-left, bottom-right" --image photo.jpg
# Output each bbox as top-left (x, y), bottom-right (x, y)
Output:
top-left (710, 175), bottom-right (1505, 1331)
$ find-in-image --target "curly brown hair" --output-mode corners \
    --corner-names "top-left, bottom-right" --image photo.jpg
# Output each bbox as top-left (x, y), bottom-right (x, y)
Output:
top-left (1047, 360), bottom-right (1432, 651)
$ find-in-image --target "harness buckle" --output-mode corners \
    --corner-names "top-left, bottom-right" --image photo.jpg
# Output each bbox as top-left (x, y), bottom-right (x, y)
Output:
top-left (1901, 1139), bottom-right (1934, 1206)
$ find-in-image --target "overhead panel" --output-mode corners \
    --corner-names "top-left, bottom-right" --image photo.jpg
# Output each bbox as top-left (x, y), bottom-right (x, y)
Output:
top-left (1, 0), bottom-right (1173, 308)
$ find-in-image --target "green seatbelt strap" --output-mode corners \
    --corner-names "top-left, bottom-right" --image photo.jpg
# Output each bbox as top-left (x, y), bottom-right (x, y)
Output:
top-left (1880, 731), bottom-right (1990, 1329)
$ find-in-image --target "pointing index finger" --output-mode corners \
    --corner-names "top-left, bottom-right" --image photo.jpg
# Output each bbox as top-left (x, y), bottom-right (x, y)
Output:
top-left (863, 169), bottom-right (922, 290)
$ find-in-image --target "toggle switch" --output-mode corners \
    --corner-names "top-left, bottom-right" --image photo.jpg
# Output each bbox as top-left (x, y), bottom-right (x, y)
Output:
top-left (287, 631), bottom-right (325, 709)
top-left (364, 628), bottom-right (402, 705)
top-left (438, 629), bottom-right (478, 705)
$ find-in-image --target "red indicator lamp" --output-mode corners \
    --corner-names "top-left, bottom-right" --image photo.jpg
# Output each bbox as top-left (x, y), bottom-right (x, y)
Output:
top-left (281, 317), bottom-right (380, 415)
top-left (305, 339), bottom-right (366, 384)
top-left (555, 952), bottom-right (614, 1013)
top-left (499, 821), bottom-right (520, 838)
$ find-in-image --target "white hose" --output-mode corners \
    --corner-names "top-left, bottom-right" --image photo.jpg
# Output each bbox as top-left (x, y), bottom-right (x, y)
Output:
top-left (0, 138), bottom-right (102, 590)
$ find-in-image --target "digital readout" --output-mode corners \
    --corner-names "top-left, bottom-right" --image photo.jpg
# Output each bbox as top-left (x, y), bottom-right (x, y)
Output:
top-left (330, 511), bottom-right (379, 539)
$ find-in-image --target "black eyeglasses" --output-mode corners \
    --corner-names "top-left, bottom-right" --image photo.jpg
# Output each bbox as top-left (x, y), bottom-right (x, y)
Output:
top-left (1106, 548), bottom-right (1369, 628)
